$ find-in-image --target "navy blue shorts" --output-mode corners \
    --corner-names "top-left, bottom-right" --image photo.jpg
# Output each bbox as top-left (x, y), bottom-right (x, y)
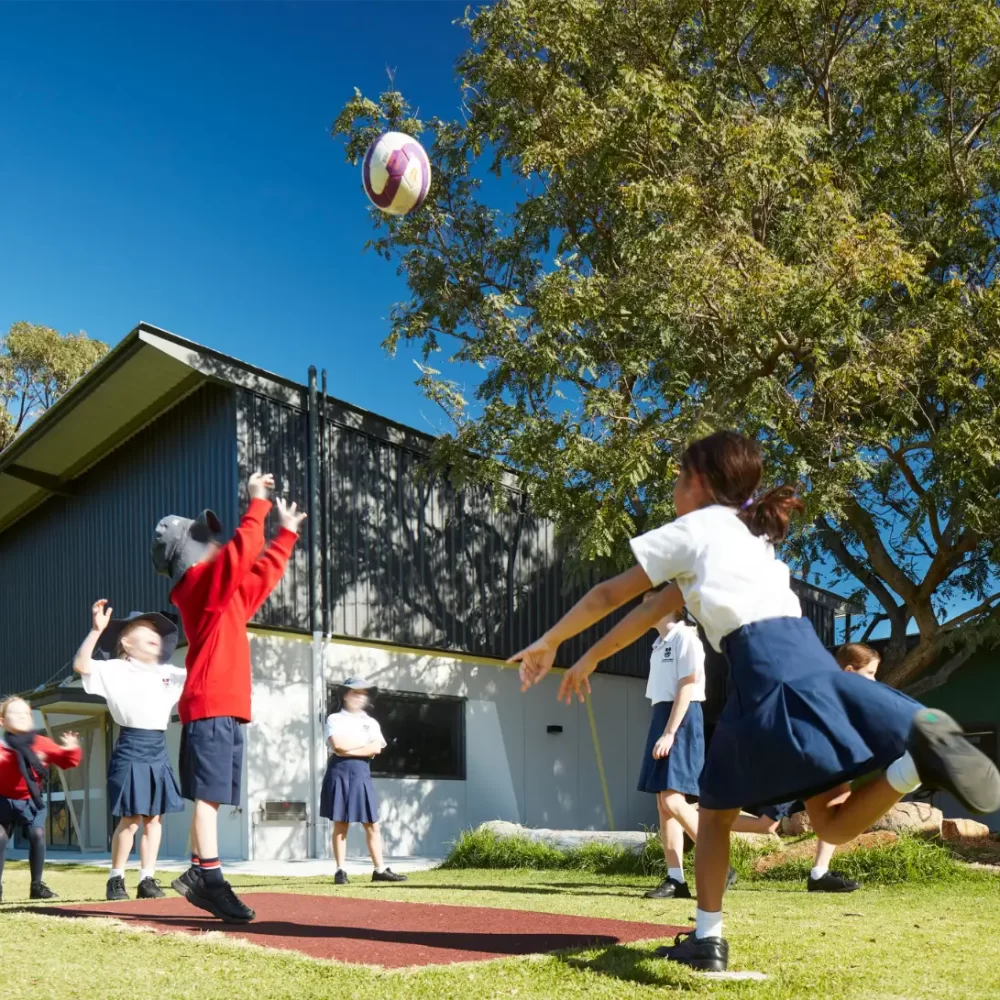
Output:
top-left (179, 717), bottom-right (244, 806)
top-left (749, 800), bottom-right (804, 822)
top-left (0, 796), bottom-right (46, 834)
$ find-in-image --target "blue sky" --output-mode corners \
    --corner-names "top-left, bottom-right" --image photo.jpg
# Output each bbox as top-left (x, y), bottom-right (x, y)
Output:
top-left (0, 0), bottom-right (471, 434)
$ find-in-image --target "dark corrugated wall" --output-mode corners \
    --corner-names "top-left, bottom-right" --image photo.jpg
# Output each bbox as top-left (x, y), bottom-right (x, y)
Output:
top-left (0, 384), bottom-right (237, 695)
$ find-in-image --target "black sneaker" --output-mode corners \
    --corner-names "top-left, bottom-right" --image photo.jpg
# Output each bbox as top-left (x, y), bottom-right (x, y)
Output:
top-left (644, 877), bottom-right (692, 899)
top-left (726, 866), bottom-right (738, 889)
top-left (106, 875), bottom-right (129, 901)
top-left (372, 868), bottom-right (408, 883)
top-left (807, 871), bottom-right (860, 893)
top-left (170, 867), bottom-right (199, 899)
top-left (137, 877), bottom-right (166, 899)
top-left (655, 931), bottom-right (729, 972)
top-left (185, 877), bottom-right (255, 923)
top-left (334, 869), bottom-right (349, 885)
top-left (29, 881), bottom-right (58, 900)
top-left (907, 708), bottom-right (1000, 814)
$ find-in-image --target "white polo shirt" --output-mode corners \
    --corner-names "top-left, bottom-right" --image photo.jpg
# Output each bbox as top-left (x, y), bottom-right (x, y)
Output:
top-left (630, 505), bottom-right (801, 652)
top-left (325, 710), bottom-right (387, 754)
top-left (646, 622), bottom-right (706, 704)
top-left (82, 659), bottom-right (186, 731)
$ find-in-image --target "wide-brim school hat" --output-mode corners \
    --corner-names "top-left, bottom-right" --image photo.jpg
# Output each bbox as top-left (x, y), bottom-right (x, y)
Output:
top-left (95, 611), bottom-right (179, 664)
top-left (339, 676), bottom-right (379, 700)
top-left (151, 510), bottom-right (223, 584)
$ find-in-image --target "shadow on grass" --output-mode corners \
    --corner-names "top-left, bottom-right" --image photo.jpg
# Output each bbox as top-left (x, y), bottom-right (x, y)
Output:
top-left (559, 942), bottom-right (699, 991)
top-left (374, 882), bottom-right (646, 900)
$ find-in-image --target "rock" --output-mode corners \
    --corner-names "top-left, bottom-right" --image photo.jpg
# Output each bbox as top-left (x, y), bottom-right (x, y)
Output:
top-left (782, 810), bottom-right (812, 836)
top-left (867, 801), bottom-right (942, 837)
top-left (731, 830), bottom-right (782, 848)
top-left (476, 821), bottom-right (648, 853)
top-left (941, 818), bottom-right (992, 842)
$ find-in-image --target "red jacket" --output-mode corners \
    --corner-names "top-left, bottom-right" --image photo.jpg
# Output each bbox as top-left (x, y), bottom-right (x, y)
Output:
top-left (172, 498), bottom-right (298, 724)
top-left (0, 735), bottom-right (82, 800)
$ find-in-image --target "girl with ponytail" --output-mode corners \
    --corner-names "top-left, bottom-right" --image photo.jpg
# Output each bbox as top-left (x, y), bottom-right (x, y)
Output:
top-left (510, 430), bottom-right (1000, 973)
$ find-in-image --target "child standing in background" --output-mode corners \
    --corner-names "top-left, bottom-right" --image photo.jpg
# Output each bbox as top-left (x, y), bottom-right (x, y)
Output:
top-left (0, 697), bottom-right (81, 902)
top-left (73, 600), bottom-right (185, 901)
top-left (151, 472), bottom-right (304, 923)
top-left (322, 678), bottom-right (407, 886)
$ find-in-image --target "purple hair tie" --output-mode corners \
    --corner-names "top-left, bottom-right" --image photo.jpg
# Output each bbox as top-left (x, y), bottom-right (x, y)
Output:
top-left (741, 497), bottom-right (755, 510)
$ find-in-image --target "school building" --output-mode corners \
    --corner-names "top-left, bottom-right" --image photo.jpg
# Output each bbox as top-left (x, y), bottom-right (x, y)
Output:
top-left (4, 322), bottom-right (971, 865)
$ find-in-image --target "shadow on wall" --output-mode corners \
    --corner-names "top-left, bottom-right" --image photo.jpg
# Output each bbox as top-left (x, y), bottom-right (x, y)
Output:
top-left (229, 378), bottom-right (648, 677)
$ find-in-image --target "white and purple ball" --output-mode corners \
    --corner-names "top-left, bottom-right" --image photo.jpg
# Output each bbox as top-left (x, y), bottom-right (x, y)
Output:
top-left (361, 131), bottom-right (432, 217)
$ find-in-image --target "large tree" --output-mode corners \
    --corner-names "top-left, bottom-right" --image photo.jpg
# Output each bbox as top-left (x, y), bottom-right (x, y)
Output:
top-left (333, 0), bottom-right (1000, 693)
top-left (1, 322), bottom-right (109, 451)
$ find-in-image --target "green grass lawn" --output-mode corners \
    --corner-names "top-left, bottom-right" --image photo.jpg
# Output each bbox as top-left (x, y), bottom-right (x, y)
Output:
top-left (1, 861), bottom-right (998, 1000)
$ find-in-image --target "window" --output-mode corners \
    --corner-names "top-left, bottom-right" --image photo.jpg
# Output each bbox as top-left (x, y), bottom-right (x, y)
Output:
top-left (327, 686), bottom-right (466, 780)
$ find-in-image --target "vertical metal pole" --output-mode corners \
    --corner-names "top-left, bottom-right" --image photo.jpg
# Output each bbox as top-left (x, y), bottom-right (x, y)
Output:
top-left (318, 369), bottom-right (330, 860)
top-left (320, 370), bottom-right (330, 637)
top-left (40, 711), bottom-right (84, 850)
top-left (307, 367), bottom-right (321, 859)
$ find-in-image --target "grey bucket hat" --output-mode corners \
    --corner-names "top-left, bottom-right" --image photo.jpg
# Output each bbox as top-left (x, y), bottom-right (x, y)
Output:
top-left (339, 676), bottom-right (379, 700)
top-left (151, 510), bottom-right (223, 584)
top-left (95, 611), bottom-right (179, 664)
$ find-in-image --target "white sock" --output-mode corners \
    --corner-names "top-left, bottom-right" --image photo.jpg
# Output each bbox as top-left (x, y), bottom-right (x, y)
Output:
top-left (695, 908), bottom-right (723, 940)
top-left (109, 868), bottom-right (124, 879)
top-left (375, 866), bottom-right (387, 873)
top-left (886, 751), bottom-right (921, 795)
top-left (139, 869), bottom-right (155, 881)
top-left (667, 867), bottom-right (685, 883)
top-left (809, 865), bottom-right (829, 881)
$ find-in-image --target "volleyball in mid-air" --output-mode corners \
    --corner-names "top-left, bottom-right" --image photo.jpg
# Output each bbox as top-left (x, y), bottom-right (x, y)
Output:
top-left (361, 131), bottom-right (432, 217)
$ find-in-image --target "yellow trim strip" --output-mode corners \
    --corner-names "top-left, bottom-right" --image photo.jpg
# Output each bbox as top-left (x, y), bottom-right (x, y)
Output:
top-left (584, 691), bottom-right (615, 831)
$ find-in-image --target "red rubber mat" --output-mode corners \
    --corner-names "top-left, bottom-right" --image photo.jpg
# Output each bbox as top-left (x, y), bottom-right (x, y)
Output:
top-left (44, 893), bottom-right (687, 967)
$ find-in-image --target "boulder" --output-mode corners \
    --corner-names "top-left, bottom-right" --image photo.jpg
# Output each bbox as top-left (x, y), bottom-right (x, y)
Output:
top-left (477, 821), bottom-right (648, 853)
top-left (732, 830), bottom-right (782, 848)
top-left (941, 818), bottom-right (992, 842)
top-left (867, 801), bottom-right (942, 837)
top-left (781, 810), bottom-right (812, 836)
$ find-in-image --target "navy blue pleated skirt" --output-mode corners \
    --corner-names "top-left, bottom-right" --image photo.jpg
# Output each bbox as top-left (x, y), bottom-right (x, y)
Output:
top-left (320, 756), bottom-right (378, 823)
top-left (108, 728), bottom-right (185, 819)
top-left (637, 701), bottom-right (704, 796)
top-left (700, 617), bottom-right (922, 810)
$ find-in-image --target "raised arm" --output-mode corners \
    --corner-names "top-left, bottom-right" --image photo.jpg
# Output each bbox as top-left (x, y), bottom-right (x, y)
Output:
top-left (73, 599), bottom-right (113, 677)
top-left (557, 583), bottom-right (684, 703)
top-left (204, 474), bottom-right (274, 610)
top-left (238, 500), bottom-right (306, 616)
top-left (508, 564), bottom-right (652, 691)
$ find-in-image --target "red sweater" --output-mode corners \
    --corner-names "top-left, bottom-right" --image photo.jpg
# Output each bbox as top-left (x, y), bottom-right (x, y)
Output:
top-left (0, 735), bottom-right (82, 800)
top-left (172, 498), bottom-right (298, 724)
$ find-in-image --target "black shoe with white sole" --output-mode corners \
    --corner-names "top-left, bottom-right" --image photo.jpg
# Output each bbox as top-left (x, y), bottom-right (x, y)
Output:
top-left (106, 875), bottom-right (129, 901)
top-left (185, 875), bottom-right (255, 923)
top-left (644, 877), bottom-right (692, 900)
top-left (907, 708), bottom-right (1000, 814)
top-left (807, 871), bottom-right (860, 893)
top-left (372, 868), bottom-right (408, 883)
top-left (137, 876), bottom-right (166, 899)
top-left (656, 932), bottom-right (729, 972)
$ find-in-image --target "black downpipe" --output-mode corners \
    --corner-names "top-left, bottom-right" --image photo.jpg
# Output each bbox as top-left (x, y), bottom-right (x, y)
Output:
top-left (321, 370), bottom-right (331, 636)
top-left (307, 367), bottom-right (320, 633)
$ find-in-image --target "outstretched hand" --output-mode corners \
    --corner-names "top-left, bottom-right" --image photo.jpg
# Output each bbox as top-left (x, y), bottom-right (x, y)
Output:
top-left (276, 498), bottom-right (308, 534)
top-left (60, 731), bottom-right (80, 751)
top-left (91, 599), bottom-right (112, 633)
top-left (507, 636), bottom-right (558, 692)
top-left (557, 654), bottom-right (598, 704)
top-left (249, 471), bottom-right (275, 500)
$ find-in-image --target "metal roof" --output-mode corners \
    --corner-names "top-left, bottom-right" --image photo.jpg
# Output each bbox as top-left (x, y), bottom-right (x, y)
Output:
top-left (0, 321), bottom-right (865, 619)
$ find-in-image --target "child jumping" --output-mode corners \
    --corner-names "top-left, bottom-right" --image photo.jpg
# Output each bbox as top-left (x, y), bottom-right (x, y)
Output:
top-left (511, 430), bottom-right (1000, 972)
top-left (151, 472), bottom-right (304, 923)
top-left (321, 677), bottom-right (407, 885)
top-left (73, 600), bottom-right (185, 900)
top-left (0, 696), bottom-right (81, 902)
